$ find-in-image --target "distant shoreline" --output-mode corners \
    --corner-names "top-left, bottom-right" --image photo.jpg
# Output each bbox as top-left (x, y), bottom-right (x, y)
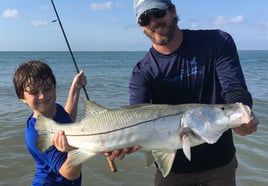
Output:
top-left (0, 50), bottom-right (268, 53)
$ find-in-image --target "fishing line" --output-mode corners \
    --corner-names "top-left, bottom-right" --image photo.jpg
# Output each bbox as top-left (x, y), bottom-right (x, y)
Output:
top-left (50, 0), bottom-right (89, 99)
top-left (50, 0), bottom-right (117, 173)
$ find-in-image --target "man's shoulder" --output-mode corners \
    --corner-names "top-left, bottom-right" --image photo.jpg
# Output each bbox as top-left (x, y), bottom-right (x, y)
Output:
top-left (133, 51), bottom-right (153, 70)
top-left (184, 29), bottom-right (232, 40)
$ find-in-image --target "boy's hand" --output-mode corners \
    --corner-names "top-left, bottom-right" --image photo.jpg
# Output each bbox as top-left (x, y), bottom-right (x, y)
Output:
top-left (51, 130), bottom-right (76, 152)
top-left (73, 70), bottom-right (87, 90)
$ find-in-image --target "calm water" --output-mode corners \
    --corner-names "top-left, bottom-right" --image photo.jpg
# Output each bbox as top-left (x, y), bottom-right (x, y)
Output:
top-left (0, 51), bottom-right (267, 186)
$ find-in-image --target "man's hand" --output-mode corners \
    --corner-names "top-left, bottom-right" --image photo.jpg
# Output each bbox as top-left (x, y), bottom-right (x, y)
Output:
top-left (104, 146), bottom-right (140, 160)
top-left (233, 112), bottom-right (259, 136)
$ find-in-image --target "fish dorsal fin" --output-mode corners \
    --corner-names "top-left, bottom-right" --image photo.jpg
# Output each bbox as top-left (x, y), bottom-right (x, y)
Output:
top-left (121, 103), bottom-right (153, 109)
top-left (152, 150), bottom-right (176, 177)
top-left (83, 98), bottom-right (109, 119)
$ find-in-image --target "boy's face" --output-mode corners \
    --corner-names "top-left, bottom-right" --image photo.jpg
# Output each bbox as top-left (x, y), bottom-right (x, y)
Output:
top-left (21, 78), bottom-right (56, 118)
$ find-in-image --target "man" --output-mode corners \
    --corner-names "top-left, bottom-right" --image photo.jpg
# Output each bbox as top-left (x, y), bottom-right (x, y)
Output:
top-left (106, 0), bottom-right (258, 185)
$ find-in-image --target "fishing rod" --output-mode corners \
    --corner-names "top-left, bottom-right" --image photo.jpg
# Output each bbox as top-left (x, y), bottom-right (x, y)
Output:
top-left (50, 0), bottom-right (117, 173)
top-left (50, 0), bottom-right (89, 99)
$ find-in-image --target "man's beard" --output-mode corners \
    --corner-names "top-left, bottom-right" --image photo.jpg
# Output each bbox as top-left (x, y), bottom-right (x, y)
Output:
top-left (143, 18), bottom-right (177, 46)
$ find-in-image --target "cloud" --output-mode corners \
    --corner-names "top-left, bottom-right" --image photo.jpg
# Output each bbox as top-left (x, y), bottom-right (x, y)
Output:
top-left (90, 2), bottom-right (113, 10)
top-left (2, 8), bottom-right (19, 19)
top-left (39, 5), bottom-right (50, 11)
top-left (255, 20), bottom-right (268, 31)
top-left (89, 1), bottom-right (123, 11)
top-left (212, 15), bottom-right (244, 25)
top-left (110, 18), bottom-right (120, 24)
top-left (190, 21), bottom-right (200, 29)
top-left (31, 20), bottom-right (49, 27)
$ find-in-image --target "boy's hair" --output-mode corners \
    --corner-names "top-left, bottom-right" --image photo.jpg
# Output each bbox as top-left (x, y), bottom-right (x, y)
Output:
top-left (13, 60), bottom-right (56, 99)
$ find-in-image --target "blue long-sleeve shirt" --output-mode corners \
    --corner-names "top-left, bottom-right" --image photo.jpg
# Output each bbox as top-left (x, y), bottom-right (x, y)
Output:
top-left (25, 104), bottom-right (81, 186)
top-left (129, 29), bottom-right (252, 173)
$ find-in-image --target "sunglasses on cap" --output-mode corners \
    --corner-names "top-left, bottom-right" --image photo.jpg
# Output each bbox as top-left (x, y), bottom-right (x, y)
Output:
top-left (138, 8), bottom-right (168, 27)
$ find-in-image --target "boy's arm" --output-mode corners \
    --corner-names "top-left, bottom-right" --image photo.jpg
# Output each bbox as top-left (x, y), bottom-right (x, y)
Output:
top-left (65, 71), bottom-right (87, 121)
top-left (52, 131), bottom-right (82, 180)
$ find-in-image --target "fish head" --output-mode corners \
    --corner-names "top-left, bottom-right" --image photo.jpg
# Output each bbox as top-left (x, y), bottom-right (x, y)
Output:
top-left (181, 103), bottom-right (251, 129)
top-left (179, 103), bottom-right (252, 160)
top-left (225, 103), bottom-right (252, 124)
top-left (203, 103), bottom-right (251, 126)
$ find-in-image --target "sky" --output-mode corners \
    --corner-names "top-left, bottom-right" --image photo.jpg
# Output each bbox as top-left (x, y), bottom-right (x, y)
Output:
top-left (1, 0), bottom-right (268, 51)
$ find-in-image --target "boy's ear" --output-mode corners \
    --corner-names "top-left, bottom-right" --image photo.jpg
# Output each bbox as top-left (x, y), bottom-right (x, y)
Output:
top-left (20, 98), bottom-right (27, 104)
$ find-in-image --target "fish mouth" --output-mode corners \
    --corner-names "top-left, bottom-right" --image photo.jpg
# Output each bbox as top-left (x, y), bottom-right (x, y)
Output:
top-left (227, 103), bottom-right (252, 124)
top-left (238, 103), bottom-right (252, 123)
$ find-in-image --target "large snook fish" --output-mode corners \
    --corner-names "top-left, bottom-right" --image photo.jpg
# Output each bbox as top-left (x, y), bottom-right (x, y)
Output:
top-left (35, 99), bottom-right (251, 177)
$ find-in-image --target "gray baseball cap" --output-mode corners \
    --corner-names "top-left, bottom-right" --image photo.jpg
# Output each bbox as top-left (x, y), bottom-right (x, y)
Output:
top-left (134, 0), bottom-right (172, 22)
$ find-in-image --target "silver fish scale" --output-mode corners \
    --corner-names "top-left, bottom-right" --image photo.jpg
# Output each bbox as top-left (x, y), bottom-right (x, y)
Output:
top-left (69, 103), bottom-right (213, 135)
top-left (79, 105), bottom-right (175, 135)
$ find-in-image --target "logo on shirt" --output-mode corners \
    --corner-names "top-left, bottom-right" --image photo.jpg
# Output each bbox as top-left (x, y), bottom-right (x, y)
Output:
top-left (163, 57), bottom-right (202, 85)
top-left (177, 57), bottom-right (202, 80)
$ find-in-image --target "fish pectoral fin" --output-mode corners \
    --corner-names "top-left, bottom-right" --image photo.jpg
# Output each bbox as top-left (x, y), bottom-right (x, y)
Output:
top-left (67, 149), bottom-right (96, 167)
top-left (152, 150), bottom-right (176, 177)
top-left (182, 134), bottom-right (191, 161)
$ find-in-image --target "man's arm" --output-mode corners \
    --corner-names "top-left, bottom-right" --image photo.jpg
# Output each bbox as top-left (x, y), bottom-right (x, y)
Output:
top-left (216, 32), bottom-right (258, 136)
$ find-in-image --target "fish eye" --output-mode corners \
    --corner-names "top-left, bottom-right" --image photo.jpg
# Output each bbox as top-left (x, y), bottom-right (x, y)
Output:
top-left (221, 107), bottom-right (225, 110)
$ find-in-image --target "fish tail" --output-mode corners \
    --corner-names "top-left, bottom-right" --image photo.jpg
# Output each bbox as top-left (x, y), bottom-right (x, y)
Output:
top-left (35, 115), bottom-right (54, 152)
top-left (36, 132), bottom-right (53, 152)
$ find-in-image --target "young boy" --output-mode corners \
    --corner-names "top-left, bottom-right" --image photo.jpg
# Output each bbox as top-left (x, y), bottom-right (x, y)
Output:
top-left (13, 60), bottom-right (87, 186)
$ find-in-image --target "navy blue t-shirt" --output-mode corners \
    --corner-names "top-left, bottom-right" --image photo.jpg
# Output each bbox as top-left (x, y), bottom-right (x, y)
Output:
top-left (129, 29), bottom-right (252, 173)
top-left (25, 104), bottom-right (81, 186)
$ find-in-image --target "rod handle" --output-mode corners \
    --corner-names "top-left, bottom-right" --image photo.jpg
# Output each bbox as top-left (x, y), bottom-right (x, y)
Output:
top-left (106, 157), bottom-right (117, 173)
